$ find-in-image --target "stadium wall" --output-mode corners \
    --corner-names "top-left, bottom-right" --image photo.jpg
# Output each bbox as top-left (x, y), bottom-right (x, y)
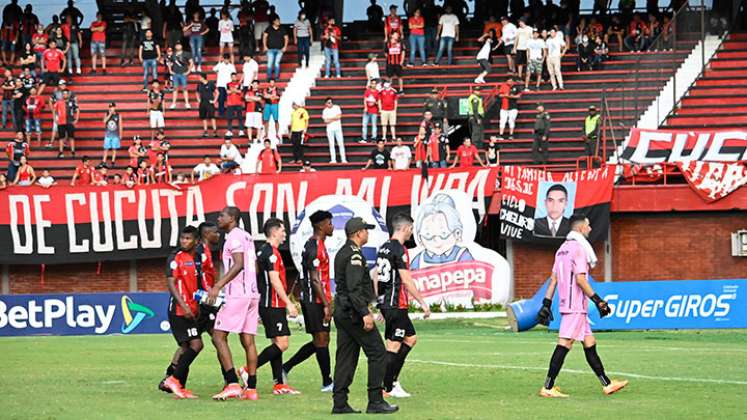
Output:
top-left (5, 212), bottom-right (746, 298)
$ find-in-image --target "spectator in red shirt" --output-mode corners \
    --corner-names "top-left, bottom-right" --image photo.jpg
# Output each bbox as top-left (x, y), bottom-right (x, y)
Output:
top-left (362, 79), bottom-right (379, 143)
top-left (385, 31), bottom-right (406, 93)
top-left (24, 86), bottom-right (43, 144)
top-left (31, 26), bottom-right (47, 69)
top-left (92, 164), bottom-right (109, 186)
top-left (71, 156), bottom-right (94, 186)
top-left (137, 159), bottom-right (153, 185)
top-left (41, 39), bottom-right (66, 88)
top-left (408, 8), bottom-right (426, 66)
top-left (89, 12), bottom-right (107, 74)
top-left (122, 165), bottom-right (137, 188)
top-left (152, 152), bottom-right (172, 183)
top-left (322, 18), bottom-right (342, 78)
top-left (54, 89), bottom-right (78, 158)
top-left (256, 138), bottom-right (282, 174)
top-left (384, 5), bottom-right (402, 42)
top-left (128, 135), bottom-right (146, 167)
top-left (225, 72), bottom-right (244, 136)
top-left (451, 138), bottom-right (486, 168)
top-left (378, 80), bottom-right (398, 141)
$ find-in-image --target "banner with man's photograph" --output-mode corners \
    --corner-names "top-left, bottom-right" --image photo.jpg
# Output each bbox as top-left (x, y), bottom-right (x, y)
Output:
top-left (498, 166), bottom-right (615, 243)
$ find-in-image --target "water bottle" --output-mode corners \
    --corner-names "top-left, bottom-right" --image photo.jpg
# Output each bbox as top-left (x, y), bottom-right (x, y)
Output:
top-left (194, 289), bottom-right (225, 308)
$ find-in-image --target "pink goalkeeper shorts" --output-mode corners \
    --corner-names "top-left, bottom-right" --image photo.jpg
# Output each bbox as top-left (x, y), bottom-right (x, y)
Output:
top-left (214, 297), bottom-right (259, 335)
top-left (558, 312), bottom-right (593, 342)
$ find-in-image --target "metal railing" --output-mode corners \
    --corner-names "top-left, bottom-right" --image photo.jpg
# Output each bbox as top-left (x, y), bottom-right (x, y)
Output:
top-left (598, 1), bottom-right (717, 164)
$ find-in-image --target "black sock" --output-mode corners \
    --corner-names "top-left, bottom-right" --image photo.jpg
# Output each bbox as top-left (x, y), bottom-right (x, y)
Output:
top-left (165, 362), bottom-right (177, 376)
top-left (271, 352), bottom-right (284, 384)
top-left (383, 351), bottom-right (398, 392)
top-left (544, 345), bottom-right (570, 390)
top-left (246, 374), bottom-right (257, 389)
top-left (257, 344), bottom-right (282, 368)
top-left (173, 347), bottom-right (199, 387)
top-left (392, 344), bottom-right (412, 383)
top-left (283, 342), bottom-right (316, 373)
top-left (584, 345), bottom-right (611, 386)
top-left (315, 346), bottom-right (332, 386)
top-left (222, 367), bottom-right (239, 384)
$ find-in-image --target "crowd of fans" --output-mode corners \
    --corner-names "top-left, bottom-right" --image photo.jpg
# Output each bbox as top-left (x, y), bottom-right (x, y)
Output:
top-left (1, 0), bottom-right (686, 189)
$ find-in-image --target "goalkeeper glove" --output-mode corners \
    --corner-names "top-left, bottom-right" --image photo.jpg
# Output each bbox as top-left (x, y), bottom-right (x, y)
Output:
top-left (537, 298), bottom-right (553, 326)
top-left (591, 294), bottom-right (611, 317)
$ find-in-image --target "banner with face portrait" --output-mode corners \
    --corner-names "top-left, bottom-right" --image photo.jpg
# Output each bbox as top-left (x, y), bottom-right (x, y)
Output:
top-left (498, 166), bottom-right (615, 243)
top-left (410, 190), bottom-right (511, 306)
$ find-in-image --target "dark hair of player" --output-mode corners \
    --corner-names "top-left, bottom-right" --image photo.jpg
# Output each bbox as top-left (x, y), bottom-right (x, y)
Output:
top-left (181, 225), bottom-right (199, 239)
top-left (546, 184), bottom-right (568, 198)
top-left (198, 221), bottom-right (217, 237)
top-left (263, 217), bottom-right (284, 237)
top-left (223, 206), bottom-right (241, 223)
top-left (391, 213), bottom-right (414, 232)
top-left (569, 214), bottom-right (588, 229)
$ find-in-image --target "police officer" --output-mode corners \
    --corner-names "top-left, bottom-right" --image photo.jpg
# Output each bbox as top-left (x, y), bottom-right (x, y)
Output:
top-left (467, 86), bottom-right (485, 147)
top-left (332, 217), bottom-right (398, 415)
top-left (423, 87), bottom-right (448, 131)
top-left (582, 105), bottom-right (601, 157)
top-left (533, 103), bottom-right (551, 164)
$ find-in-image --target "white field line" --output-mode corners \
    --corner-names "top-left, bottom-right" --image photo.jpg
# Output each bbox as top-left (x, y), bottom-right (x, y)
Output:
top-left (409, 359), bottom-right (747, 386)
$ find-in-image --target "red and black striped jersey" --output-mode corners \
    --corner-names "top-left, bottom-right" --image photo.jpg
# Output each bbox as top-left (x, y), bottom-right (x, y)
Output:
top-left (376, 239), bottom-right (410, 310)
top-left (166, 249), bottom-right (200, 316)
top-left (257, 242), bottom-right (287, 308)
top-left (300, 236), bottom-right (332, 304)
top-left (386, 41), bottom-right (404, 65)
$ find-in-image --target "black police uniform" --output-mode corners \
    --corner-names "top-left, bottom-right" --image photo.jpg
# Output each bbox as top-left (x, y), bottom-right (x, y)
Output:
top-left (332, 240), bottom-right (387, 410)
top-left (533, 111), bottom-right (552, 164)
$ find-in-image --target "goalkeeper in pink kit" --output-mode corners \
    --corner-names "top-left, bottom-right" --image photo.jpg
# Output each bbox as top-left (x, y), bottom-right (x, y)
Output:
top-left (537, 214), bottom-right (628, 398)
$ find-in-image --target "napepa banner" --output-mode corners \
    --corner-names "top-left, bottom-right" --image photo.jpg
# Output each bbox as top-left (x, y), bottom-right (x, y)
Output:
top-left (0, 292), bottom-right (170, 336)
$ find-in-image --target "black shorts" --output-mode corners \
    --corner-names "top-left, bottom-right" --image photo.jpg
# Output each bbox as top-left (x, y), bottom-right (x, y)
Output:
top-left (381, 308), bottom-right (415, 342)
top-left (43, 72), bottom-right (61, 86)
top-left (259, 307), bottom-right (290, 338)
top-left (168, 309), bottom-right (210, 344)
top-left (515, 49), bottom-right (527, 65)
top-left (386, 63), bottom-right (402, 78)
top-left (301, 302), bottom-right (331, 334)
top-left (198, 102), bottom-right (215, 120)
top-left (478, 59), bottom-right (491, 73)
top-left (58, 124), bottom-right (74, 138)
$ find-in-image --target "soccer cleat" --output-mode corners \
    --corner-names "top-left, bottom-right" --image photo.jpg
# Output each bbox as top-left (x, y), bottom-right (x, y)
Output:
top-left (163, 376), bottom-right (194, 399)
top-left (388, 382), bottom-right (411, 398)
top-left (603, 379), bottom-right (629, 395)
top-left (212, 383), bottom-right (243, 400)
top-left (240, 388), bottom-right (259, 400)
top-left (320, 382), bottom-right (334, 393)
top-left (539, 386), bottom-right (569, 398)
top-left (272, 383), bottom-right (301, 395)
top-left (180, 388), bottom-right (198, 399)
top-left (158, 377), bottom-right (173, 393)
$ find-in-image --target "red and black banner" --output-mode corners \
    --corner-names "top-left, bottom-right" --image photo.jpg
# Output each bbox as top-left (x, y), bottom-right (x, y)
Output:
top-left (677, 161), bottom-right (747, 203)
top-left (622, 128), bottom-right (747, 164)
top-left (0, 167), bottom-right (498, 264)
top-left (498, 165), bottom-right (615, 243)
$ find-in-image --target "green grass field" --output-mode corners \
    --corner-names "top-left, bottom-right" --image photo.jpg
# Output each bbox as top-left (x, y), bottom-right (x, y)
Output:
top-left (2, 318), bottom-right (746, 419)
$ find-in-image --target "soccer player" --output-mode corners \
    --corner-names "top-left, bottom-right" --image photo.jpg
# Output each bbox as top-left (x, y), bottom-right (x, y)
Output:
top-left (208, 206), bottom-right (261, 401)
top-left (240, 218), bottom-right (300, 395)
top-left (159, 222), bottom-right (221, 394)
top-left (537, 215), bottom-right (628, 398)
top-left (374, 213), bottom-right (431, 398)
top-left (282, 210), bottom-right (334, 392)
top-left (160, 226), bottom-right (205, 399)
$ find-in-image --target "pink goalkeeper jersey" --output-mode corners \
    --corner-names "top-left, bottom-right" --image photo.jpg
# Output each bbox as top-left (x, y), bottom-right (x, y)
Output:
top-left (222, 227), bottom-right (259, 299)
top-left (553, 239), bottom-right (589, 314)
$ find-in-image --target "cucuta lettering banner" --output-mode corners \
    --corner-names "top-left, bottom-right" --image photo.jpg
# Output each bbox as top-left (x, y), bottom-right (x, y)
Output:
top-left (0, 168), bottom-right (498, 264)
top-left (548, 279), bottom-right (747, 330)
top-left (0, 292), bottom-right (170, 337)
top-left (622, 128), bottom-right (747, 164)
top-left (498, 165), bottom-right (614, 243)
